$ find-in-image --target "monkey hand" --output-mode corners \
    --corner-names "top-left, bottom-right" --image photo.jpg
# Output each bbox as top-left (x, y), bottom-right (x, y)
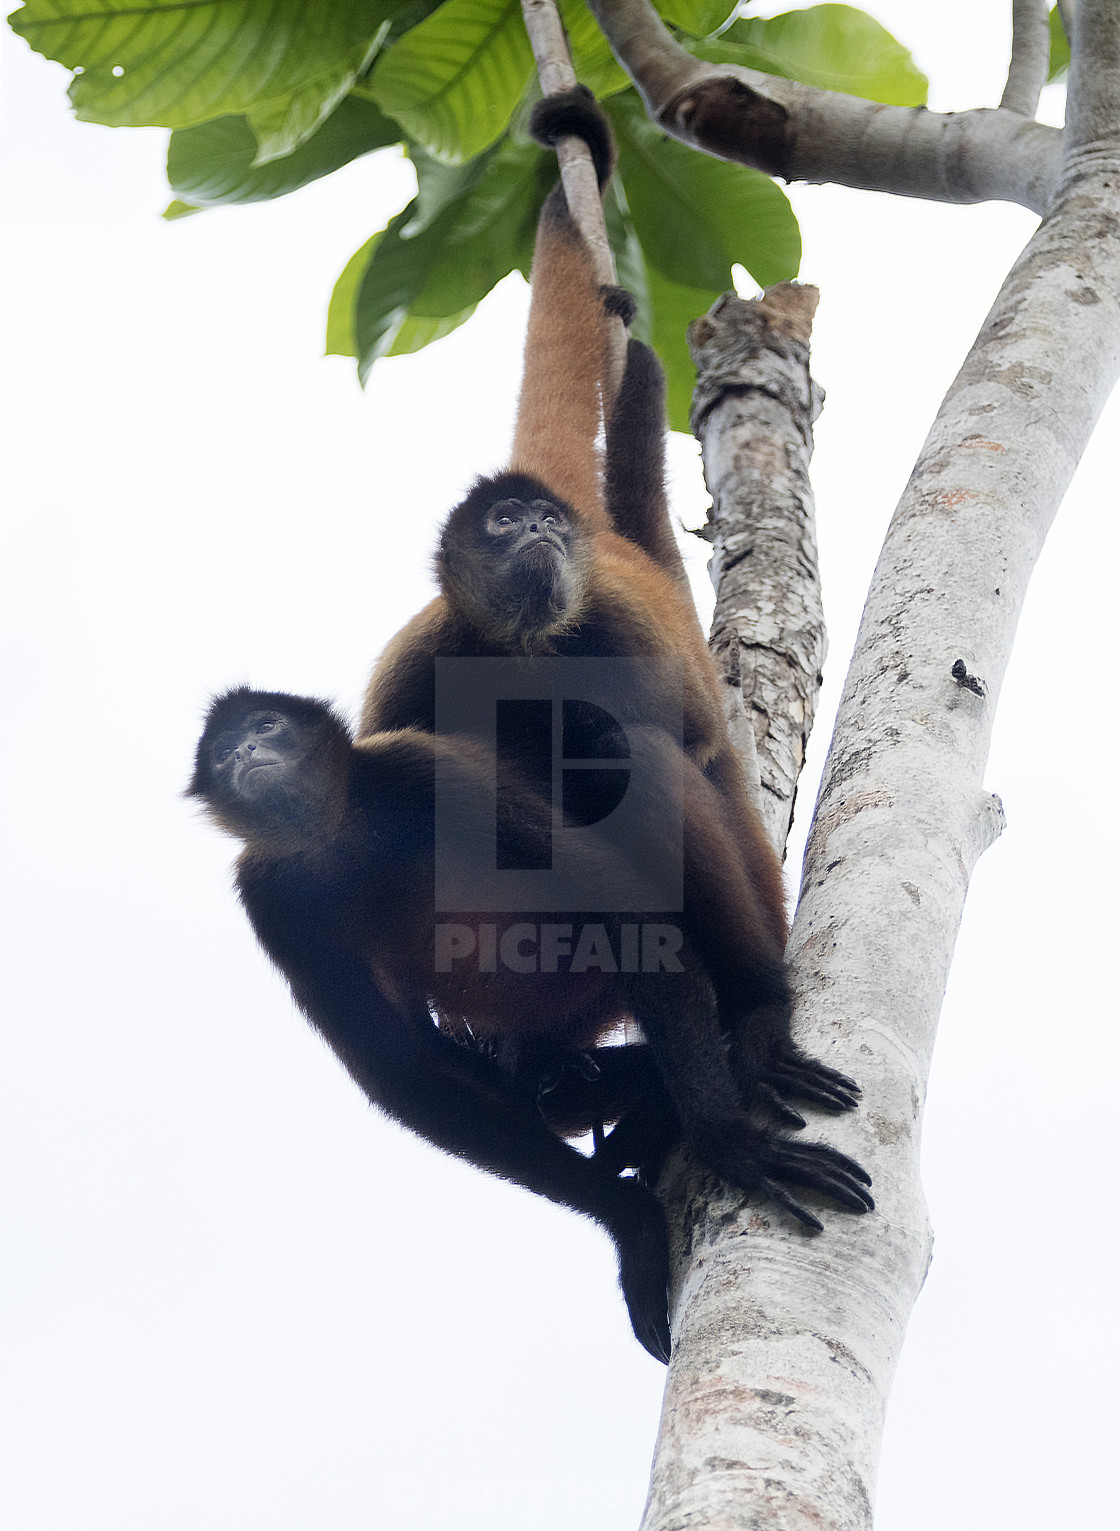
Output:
top-left (529, 84), bottom-right (615, 189)
top-left (600, 285), bottom-right (638, 326)
top-left (607, 1177), bottom-right (671, 1363)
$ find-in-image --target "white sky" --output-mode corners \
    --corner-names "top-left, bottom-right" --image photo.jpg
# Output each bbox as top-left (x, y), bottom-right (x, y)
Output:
top-left (2, 3), bottom-right (1118, 1528)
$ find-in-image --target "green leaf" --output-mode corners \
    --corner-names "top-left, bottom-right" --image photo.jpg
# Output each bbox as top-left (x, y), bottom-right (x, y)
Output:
top-left (691, 4), bottom-right (928, 107)
top-left (604, 189), bottom-right (653, 345)
top-left (161, 199), bottom-right (201, 221)
top-left (370, 0), bottom-right (534, 163)
top-left (388, 307), bottom-right (479, 354)
top-left (168, 97), bottom-right (402, 210)
top-left (1048, 5), bottom-right (1070, 83)
top-left (404, 149), bottom-right (489, 237)
top-left (647, 268), bottom-right (723, 433)
top-left (337, 138), bottom-right (547, 380)
top-left (245, 32), bottom-right (387, 163)
top-left (327, 234), bottom-right (382, 359)
top-left (10, 0), bottom-right (403, 130)
top-left (558, 0), bottom-right (630, 99)
top-left (655, 0), bottom-right (738, 39)
top-left (609, 94), bottom-right (800, 292)
top-left (604, 186), bottom-right (722, 434)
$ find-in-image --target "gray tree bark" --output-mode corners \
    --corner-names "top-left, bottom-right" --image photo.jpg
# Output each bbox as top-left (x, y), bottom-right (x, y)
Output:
top-left (637, 2), bottom-right (1120, 1526)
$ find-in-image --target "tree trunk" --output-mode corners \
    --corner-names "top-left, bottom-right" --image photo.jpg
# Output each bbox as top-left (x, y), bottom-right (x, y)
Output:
top-left (640, 4), bottom-right (1120, 1526)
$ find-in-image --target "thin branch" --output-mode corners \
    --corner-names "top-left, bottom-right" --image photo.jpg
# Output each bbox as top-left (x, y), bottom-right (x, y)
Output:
top-left (1000, 0), bottom-right (1051, 116)
top-left (587, 0), bottom-right (1062, 214)
top-left (519, 0), bottom-right (626, 401)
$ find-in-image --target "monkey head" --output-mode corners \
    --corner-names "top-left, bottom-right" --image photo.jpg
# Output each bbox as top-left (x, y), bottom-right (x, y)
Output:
top-left (437, 472), bottom-right (591, 651)
top-left (189, 687), bottom-right (352, 845)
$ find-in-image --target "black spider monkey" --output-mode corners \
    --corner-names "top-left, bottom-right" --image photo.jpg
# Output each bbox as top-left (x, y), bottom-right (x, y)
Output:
top-left (190, 689), bottom-right (872, 1364)
top-left (362, 87), bottom-right (866, 1150)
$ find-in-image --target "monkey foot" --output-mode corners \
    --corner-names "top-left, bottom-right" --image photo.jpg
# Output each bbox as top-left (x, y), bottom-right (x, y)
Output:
top-left (702, 1132), bottom-right (874, 1230)
top-left (765, 1052), bottom-right (862, 1113)
top-left (612, 1179), bottom-right (671, 1363)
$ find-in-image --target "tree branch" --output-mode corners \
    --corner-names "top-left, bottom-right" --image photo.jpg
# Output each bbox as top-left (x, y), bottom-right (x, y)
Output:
top-left (1000, 0), bottom-right (1052, 116)
top-left (519, 0), bottom-right (626, 401)
top-left (587, 0), bottom-right (1062, 214)
top-left (688, 285), bottom-right (827, 854)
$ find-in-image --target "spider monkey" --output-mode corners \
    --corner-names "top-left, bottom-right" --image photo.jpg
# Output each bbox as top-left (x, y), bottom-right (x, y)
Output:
top-left (192, 90), bottom-right (870, 1360)
top-left (361, 87), bottom-right (865, 1142)
top-left (190, 689), bottom-right (873, 1362)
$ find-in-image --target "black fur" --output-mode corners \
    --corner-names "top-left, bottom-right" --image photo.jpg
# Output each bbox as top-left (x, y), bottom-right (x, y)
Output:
top-left (530, 84), bottom-right (615, 189)
top-left (193, 693), bottom-right (873, 1360)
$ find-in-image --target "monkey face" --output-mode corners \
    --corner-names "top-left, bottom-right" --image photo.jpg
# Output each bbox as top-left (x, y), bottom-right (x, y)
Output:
top-left (207, 710), bottom-right (300, 796)
top-left (191, 692), bottom-right (351, 844)
top-left (485, 498), bottom-right (571, 562)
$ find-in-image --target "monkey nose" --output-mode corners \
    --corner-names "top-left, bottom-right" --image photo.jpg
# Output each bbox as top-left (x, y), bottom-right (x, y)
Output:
top-left (528, 522), bottom-right (539, 532)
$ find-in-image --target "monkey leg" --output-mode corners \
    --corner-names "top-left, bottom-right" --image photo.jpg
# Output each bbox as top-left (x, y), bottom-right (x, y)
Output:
top-left (625, 959), bottom-right (873, 1230)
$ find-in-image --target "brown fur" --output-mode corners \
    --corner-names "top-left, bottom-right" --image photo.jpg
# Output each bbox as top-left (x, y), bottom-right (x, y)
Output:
top-left (361, 93), bottom-right (859, 1131)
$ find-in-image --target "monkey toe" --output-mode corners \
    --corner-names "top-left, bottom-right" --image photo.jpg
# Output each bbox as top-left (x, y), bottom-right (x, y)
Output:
top-left (766, 1056), bottom-right (862, 1112)
top-left (754, 1136), bottom-right (875, 1216)
top-left (758, 1082), bottom-right (807, 1130)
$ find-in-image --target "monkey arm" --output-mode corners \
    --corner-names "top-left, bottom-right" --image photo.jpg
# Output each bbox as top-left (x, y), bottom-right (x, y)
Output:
top-left (604, 339), bottom-right (692, 597)
top-left (249, 930), bottom-right (672, 1361)
top-left (509, 91), bottom-right (619, 530)
top-left (509, 185), bottom-right (609, 527)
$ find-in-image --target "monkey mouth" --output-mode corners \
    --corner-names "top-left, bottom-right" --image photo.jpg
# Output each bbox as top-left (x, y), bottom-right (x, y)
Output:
top-left (520, 535), bottom-right (564, 559)
top-left (237, 760), bottom-right (278, 787)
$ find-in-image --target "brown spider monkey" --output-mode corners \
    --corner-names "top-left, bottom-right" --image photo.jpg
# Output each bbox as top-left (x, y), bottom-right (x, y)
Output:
top-left (362, 87), bottom-right (866, 1150)
top-left (190, 689), bottom-right (872, 1365)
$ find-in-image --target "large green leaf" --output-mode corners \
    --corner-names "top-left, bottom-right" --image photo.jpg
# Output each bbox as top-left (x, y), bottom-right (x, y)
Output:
top-left (330, 137), bottom-right (548, 380)
top-left (244, 32), bottom-right (387, 163)
top-left (370, 0), bottom-right (534, 163)
top-left (325, 224), bottom-right (480, 359)
top-left (691, 4), bottom-right (928, 107)
top-left (609, 94), bottom-right (800, 292)
top-left (404, 150), bottom-right (489, 237)
top-left (167, 97), bottom-right (402, 210)
top-left (646, 267), bottom-right (724, 434)
top-left (604, 188), bottom-right (724, 434)
top-left (10, 0), bottom-right (401, 130)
